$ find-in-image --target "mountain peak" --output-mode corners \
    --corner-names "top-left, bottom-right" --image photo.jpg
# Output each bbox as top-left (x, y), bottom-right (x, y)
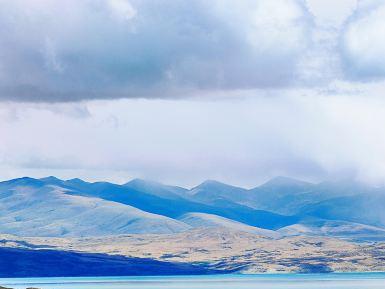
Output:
top-left (194, 180), bottom-right (236, 189)
top-left (260, 176), bottom-right (312, 188)
top-left (125, 178), bottom-right (161, 187)
top-left (40, 176), bottom-right (63, 183)
top-left (65, 178), bottom-right (89, 185)
top-left (124, 178), bottom-right (187, 199)
top-left (189, 180), bottom-right (247, 203)
top-left (199, 179), bottom-right (223, 186)
top-left (0, 177), bottom-right (44, 187)
top-left (40, 176), bottom-right (60, 180)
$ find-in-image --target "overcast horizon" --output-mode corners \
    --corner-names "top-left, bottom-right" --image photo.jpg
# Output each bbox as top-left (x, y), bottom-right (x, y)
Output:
top-left (2, 0), bottom-right (385, 187)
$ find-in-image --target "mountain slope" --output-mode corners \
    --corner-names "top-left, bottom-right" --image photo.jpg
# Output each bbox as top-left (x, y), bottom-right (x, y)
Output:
top-left (4, 176), bottom-right (384, 239)
top-left (245, 178), bottom-right (374, 215)
top-left (187, 180), bottom-right (248, 203)
top-left (58, 179), bottom-right (297, 230)
top-left (244, 176), bottom-right (313, 214)
top-left (278, 219), bottom-right (385, 241)
top-left (0, 180), bottom-right (190, 237)
top-left (124, 178), bottom-right (188, 200)
top-left (300, 193), bottom-right (385, 228)
top-left (179, 213), bottom-right (280, 238)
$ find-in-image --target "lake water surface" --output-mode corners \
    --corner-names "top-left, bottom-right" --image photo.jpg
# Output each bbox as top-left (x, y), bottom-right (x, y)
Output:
top-left (1, 273), bottom-right (385, 289)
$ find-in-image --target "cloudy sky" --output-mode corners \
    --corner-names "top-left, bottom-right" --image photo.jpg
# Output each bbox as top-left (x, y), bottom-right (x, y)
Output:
top-left (1, 0), bottom-right (385, 187)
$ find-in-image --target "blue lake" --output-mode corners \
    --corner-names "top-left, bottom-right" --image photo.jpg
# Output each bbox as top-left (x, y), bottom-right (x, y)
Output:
top-left (1, 274), bottom-right (385, 289)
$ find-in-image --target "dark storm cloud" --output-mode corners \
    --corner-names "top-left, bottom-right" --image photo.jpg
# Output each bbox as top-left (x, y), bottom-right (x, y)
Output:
top-left (0, 0), bottom-right (313, 102)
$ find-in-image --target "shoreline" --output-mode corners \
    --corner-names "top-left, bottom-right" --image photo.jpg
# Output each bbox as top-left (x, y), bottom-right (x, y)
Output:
top-left (3, 273), bottom-right (385, 289)
top-left (2, 271), bottom-right (385, 280)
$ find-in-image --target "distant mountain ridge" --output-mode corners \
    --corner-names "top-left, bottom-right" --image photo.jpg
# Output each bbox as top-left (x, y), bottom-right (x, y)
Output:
top-left (0, 178), bottom-right (190, 237)
top-left (0, 176), bottom-right (384, 240)
top-left (124, 178), bottom-right (188, 200)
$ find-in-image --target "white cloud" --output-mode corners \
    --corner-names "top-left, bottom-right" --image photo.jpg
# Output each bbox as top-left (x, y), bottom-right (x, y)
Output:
top-left (214, 0), bottom-right (311, 53)
top-left (107, 0), bottom-right (137, 21)
top-left (3, 88), bottom-right (385, 187)
top-left (306, 0), bottom-right (357, 27)
top-left (341, 0), bottom-right (385, 79)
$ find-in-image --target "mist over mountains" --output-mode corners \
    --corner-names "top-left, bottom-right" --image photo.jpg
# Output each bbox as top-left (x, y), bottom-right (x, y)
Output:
top-left (1, 176), bottom-right (385, 241)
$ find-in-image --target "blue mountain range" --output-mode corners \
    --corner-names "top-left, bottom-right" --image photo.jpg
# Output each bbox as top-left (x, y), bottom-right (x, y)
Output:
top-left (1, 176), bottom-right (385, 240)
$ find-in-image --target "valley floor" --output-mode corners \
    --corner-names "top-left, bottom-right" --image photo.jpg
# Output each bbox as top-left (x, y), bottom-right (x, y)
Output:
top-left (1, 228), bottom-right (385, 275)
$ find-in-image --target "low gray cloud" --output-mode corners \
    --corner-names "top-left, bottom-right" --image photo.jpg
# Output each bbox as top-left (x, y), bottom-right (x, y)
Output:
top-left (3, 0), bottom-right (385, 102)
top-left (0, 0), bottom-right (313, 102)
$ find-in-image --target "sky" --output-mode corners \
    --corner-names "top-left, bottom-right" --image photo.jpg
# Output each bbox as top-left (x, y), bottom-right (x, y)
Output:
top-left (1, 0), bottom-right (385, 187)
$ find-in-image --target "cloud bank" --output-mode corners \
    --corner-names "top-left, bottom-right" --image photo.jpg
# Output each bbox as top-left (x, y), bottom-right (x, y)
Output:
top-left (1, 0), bottom-right (313, 102)
top-left (2, 0), bottom-right (384, 102)
top-left (341, 0), bottom-right (385, 80)
top-left (2, 92), bottom-right (385, 187)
